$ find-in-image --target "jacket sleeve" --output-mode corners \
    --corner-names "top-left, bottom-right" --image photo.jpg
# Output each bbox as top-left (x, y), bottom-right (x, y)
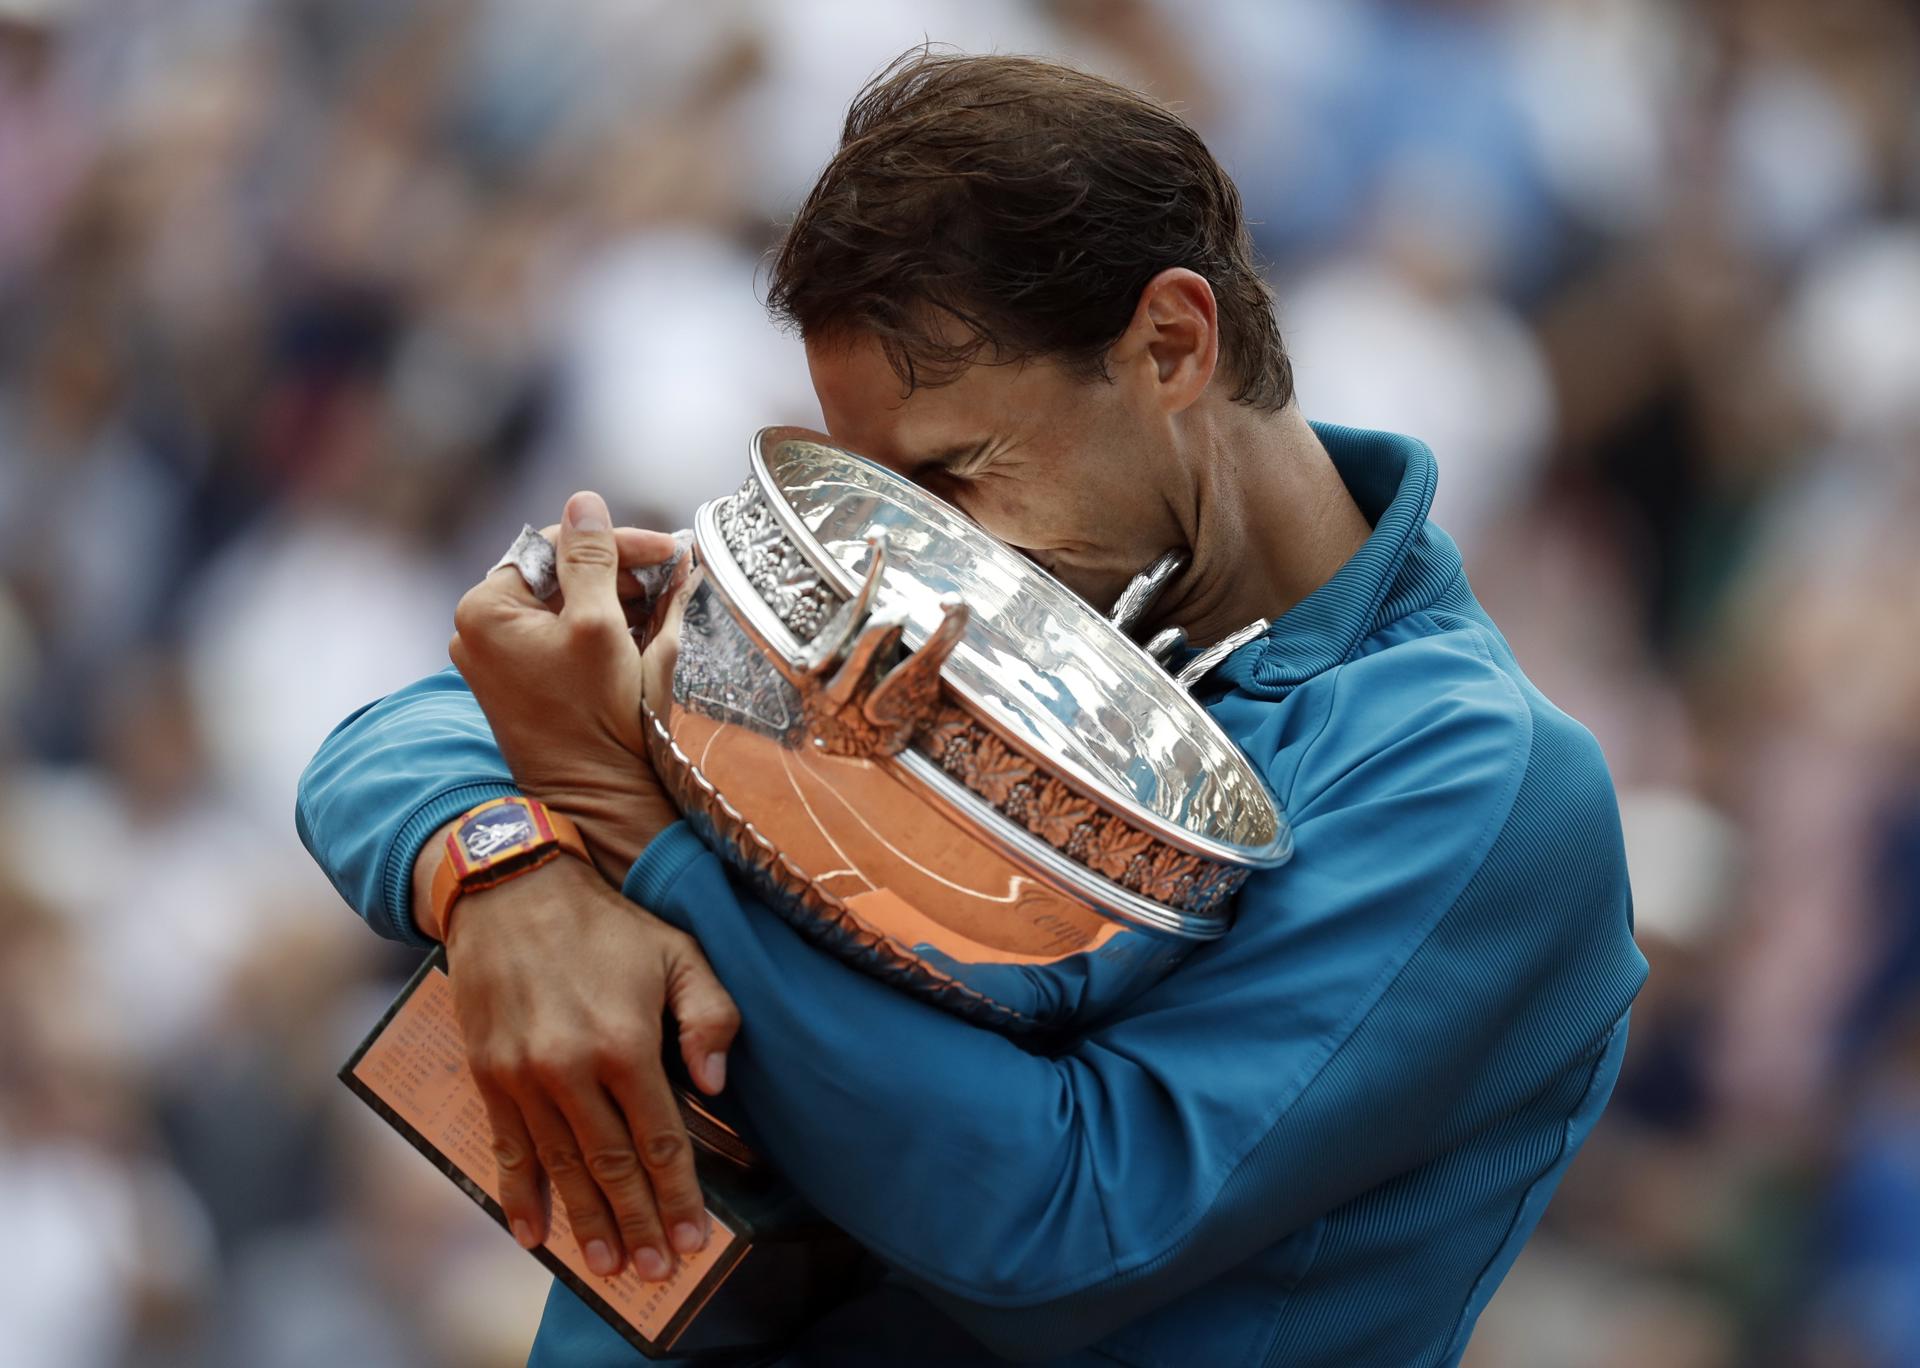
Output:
top-left (620, 635), bottom-right (1647, 1359)
top-left (294, 665), bottom-right (520, 945)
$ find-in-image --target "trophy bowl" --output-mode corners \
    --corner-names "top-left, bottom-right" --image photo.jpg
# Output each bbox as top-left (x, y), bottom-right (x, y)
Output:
top-left (634, 426), bottom-right (1292, 1034)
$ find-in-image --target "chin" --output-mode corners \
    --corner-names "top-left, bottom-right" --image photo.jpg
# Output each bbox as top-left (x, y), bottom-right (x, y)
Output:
top-left (1055, 566), bottom-right (1128, 611)
top-left (1010, 547), bottom-right (1122, 610)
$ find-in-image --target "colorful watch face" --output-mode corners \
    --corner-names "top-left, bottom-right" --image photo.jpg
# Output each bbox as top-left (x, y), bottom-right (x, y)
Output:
top-left (449, 798), bottom-right (555, 878)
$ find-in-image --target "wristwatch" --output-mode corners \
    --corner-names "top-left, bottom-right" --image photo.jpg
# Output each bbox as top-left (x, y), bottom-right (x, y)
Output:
top-left (428, 796), bottom-right (591, 942)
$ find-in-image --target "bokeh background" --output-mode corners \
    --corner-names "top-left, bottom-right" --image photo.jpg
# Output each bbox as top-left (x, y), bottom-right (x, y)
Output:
top-left (3, 0), bottom-right (1918, 1364)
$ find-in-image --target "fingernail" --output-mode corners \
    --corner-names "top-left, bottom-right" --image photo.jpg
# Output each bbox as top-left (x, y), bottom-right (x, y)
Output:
top-left (635, 1246), bottom-right (672, 1281)
top-left (703, 1052), bottom-right (726, 1092)
top-left (585, 1239), bottom-right (619, 1276)
top-left (672, 1221), bottom-right (707, 1254)
top-left (511, 1219), bottom-right (537, 1249)
top-left (566, 491), bottom-right (610, 532)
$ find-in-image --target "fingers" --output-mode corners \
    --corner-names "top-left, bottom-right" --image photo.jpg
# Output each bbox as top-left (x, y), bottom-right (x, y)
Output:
top-left (510, 1078), bottom-right (645, 1280)
top-left (453, 564), bottom-right (542, 646)
top-left (472, 520), bottom-right (670, 615)
top-left (551, 1073), bottom-right (685, 1282)
top-left (474, 1076), bottom-right (548, 1250)
top-left (555, 492), bottom-right (624, 636)
top-left (529, 521), bottom-right (676, 573)
top-left (603, 1056), bottom-right (713, 1262)
top-left (664, 938), bottom-right (741, 1097)
top-left (616, 526), bottom-right (682, 572)
top-left (616, 527), bottom-right (683, 642)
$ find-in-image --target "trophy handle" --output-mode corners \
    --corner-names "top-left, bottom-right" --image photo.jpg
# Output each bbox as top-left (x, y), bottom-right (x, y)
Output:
top-left (1174, 618), bottom-right (1271, 690)
top-left (864, 594), bottom-right (967, 738)
top-left (794, 530), bottom-right (891, 677)
top-left (790, 532), bottom-right (970, 759)
top-left (1144, 625), bottom-right (1187, 662)
top-left (1108, 548), bottom-right (1188, 636)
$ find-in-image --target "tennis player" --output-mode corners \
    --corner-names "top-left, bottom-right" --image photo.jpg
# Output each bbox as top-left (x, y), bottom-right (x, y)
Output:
top-left (298, 51), bottom-right (1647, 1367)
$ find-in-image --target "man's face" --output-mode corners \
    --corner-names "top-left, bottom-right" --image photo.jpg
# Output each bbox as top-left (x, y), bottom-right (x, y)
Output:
top-left (805, 331), bottom-right (1181, 611)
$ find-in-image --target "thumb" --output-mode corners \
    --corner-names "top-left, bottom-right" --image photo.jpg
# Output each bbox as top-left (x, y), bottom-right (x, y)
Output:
top-left (556, 491), bottom-right (621, 625)
top-left (665, 945), bottom-right (740, 1096)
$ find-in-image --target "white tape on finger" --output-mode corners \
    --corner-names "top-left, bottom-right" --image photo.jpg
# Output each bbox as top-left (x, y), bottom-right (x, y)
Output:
top-left (491, 524), bottom-right (560, 601)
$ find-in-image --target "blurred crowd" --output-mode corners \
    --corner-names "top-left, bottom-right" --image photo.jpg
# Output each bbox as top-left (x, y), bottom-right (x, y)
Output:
top-left (1, 0), bottom-right (1917, 1364)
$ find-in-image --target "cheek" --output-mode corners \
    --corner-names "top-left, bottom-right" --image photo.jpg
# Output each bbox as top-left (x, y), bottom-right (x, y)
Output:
top-left (945, 477), bottom-right (1059, 546)
top-left (990, 461), bottom-right (1149, 549)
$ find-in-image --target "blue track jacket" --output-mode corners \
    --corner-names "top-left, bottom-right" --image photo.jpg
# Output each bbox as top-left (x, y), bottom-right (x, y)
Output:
top-left (296, 423), bottom-right (1648, 1366)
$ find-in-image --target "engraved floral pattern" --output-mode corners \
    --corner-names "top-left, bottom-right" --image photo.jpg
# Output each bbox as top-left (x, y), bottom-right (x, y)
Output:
top-left (1087, 822), bottom-right (1158, 882)
top-left (922, 707), bottom-right (977, 765)
top-left (964, 732), bottom-right (1031, 806)
top-left (1138, 845), bottom-right (1199, 904)
top-left (718, 479), bottom-right (841, 644)
top-left (1024, 781), bottom-right (1099, 848)
top-left (917, 715), bottom-right (1236, 916)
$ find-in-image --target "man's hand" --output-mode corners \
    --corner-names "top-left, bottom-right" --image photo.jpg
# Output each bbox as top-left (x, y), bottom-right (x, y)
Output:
top-left (441, 489), bottom-right (741, 1282)
top-left (439, 852), bottom-right (739, 1280)
top-left (449, 491), bottom-right (680, 876)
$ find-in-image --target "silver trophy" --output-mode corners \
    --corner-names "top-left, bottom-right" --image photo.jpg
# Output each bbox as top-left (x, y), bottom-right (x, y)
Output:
top-left (631, 426), bottom-right (1293, 1033)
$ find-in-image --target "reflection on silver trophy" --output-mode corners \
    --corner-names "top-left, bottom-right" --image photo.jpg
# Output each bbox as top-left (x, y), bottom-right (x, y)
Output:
top-left (607, 425), bottom-right (1293, 1034)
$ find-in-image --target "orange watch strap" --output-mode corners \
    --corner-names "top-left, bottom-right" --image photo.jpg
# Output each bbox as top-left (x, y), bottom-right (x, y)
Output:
top-left (428, 797), bottom-right (590, 942)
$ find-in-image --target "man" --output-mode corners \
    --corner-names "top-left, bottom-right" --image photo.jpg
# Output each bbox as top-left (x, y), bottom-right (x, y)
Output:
top-left (297, 52), bottom-right (1647, 1366)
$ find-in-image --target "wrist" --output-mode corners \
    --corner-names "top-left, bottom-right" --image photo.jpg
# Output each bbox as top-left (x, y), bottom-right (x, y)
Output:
top-left (425, 796), bottom-right (595, 943)
top-left (568, 809), bottom-right (649, 884)
top-left (412, 818), bottom-right (460, 941)
top-left (520, 788), bottom-right (677, 885)
top-left (440, 852), bottom-right (596, 952)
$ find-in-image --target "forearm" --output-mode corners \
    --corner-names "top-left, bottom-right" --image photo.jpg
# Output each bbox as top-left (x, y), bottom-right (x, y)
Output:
top-left (409, 812), bottom-right (643, 944)
top-left (295, 668), bottom-right (521, 944)
top-left (300, 657), bottom-right (747, 1291)
top-left (410, 818), bottom-right (459, 942)
top-left (297, 666), bottom-right (661, 944)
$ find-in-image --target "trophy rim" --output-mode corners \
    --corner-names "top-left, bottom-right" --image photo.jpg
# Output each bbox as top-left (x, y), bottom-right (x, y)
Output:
top-left (733, 424), bottom-right (1294, 873)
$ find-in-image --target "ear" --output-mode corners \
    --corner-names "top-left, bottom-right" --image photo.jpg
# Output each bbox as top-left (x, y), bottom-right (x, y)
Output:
top-left (1108, 268), bottom-right (1219, 415)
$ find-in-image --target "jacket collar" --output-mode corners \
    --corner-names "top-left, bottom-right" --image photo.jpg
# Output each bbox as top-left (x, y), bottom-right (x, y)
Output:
top-left (1210, 421), bottom-right (1466, 700)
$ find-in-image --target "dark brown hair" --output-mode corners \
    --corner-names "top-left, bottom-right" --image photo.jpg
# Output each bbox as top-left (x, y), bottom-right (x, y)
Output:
top-left (766, 49), bottom-right (1293, 411)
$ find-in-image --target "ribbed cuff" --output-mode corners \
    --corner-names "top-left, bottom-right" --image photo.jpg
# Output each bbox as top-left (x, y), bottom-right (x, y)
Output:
top-left (621, 821), bottom-right (708, 913)
top-left (379, 781), bottom-right (523, 946)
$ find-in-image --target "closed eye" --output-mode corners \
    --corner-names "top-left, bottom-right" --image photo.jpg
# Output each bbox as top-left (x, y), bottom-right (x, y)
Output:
top-left (910, 440), bottom-right (991, 484)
